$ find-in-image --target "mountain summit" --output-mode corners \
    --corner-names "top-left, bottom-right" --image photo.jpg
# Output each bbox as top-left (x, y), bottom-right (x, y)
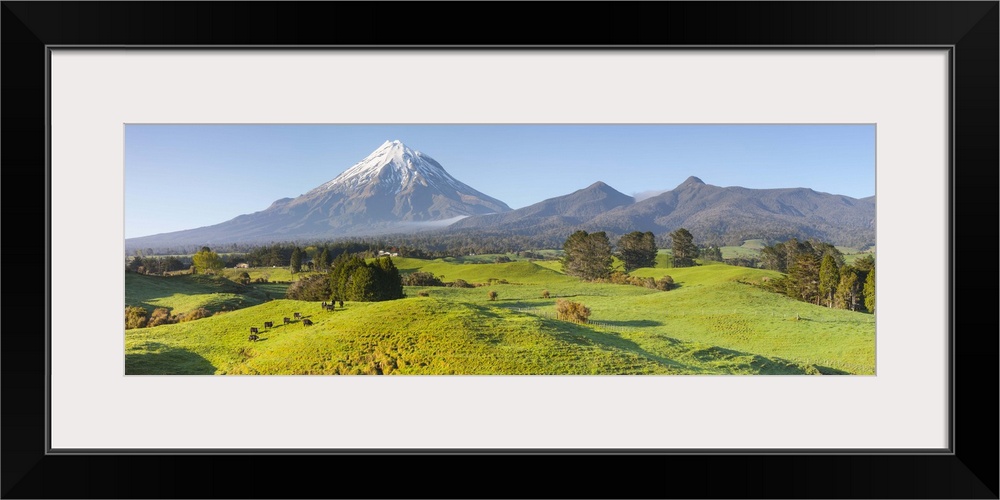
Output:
top-left (310, 140), bottom-right (489, 200)
top-left (287, 140), bottom-right (510, 220)
top-left (448, 180), bottom-right (634, 233)
top-left (125, 141), bottom-right (511, 248)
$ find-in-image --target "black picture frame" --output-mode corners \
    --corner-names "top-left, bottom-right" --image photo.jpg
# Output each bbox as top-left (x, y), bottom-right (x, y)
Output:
top-left (3, 2), bottom-right (996, 498)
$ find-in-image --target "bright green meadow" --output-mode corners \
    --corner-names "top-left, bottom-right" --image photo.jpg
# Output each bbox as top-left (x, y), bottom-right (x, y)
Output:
top-left (125, 256), bottom-right (875, 375)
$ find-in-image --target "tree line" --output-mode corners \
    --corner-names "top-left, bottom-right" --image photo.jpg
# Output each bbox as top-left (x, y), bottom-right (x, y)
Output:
top-left (285, 253), bottom-right (404, 303)
top-left (561, 228), bottom-right (701, 281)
top-left (758, 239), bottom-right (875, 313)
top-left (560, 229), bottom-right (875, 314)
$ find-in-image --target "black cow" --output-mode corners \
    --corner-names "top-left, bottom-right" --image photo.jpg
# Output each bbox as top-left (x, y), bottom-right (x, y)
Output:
top-left (264, 321), bottom-right (273, 328)
top-left (283, 317), bottom-right (291, 325)
top-left (294, 312), bottom-right (302, 319)
top-left (321, 301), bottom-right (327, 308)
top-left (339, 300), bottom-right (344, 308)
top-left (248, 334), bottom-right (259, 341)
top-left (325, 304), bottom-right (334, 311)
top-left (302, 319), bottom-right (313, 326)
top-left (250, 327), bottom-right (259, 334)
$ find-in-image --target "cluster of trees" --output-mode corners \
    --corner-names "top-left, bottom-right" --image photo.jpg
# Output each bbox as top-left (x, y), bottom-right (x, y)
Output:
top-left (561, 228), bottom-right (703, 280)
top-left (283, 253), bottom-right (405, 302)
top-left (130, 234), bottom-right (575, 269)
top-left (240, 243), bottom-right (366, 271)
top-left (699, 245), bottom-right (723, 262)
top-left (192, 247), bottom-right (224, 274)
top-left (328, 254), bottom-right (404, 302)
top-left (130, 233), bottom-right (570, 263)
top-left (760, 239), bottom-right (875, 313)
top-left (125, 255), bottom-right (189, 275)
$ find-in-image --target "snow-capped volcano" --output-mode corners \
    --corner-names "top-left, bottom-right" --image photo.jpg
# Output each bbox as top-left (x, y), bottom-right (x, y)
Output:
top-left (288, 139), bottom-right (511, 218)
top-left (314, 140), bottom-right (473, 195)
top-left (124, 140), bottom-right (512, 247)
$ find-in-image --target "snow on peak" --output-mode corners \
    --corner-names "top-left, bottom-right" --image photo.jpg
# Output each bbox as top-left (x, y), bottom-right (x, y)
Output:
top-left (316, 140), bottom-right (463, 194)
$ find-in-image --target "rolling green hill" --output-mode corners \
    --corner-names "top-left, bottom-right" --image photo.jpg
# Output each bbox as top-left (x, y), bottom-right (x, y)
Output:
top-left (125, 257), bottom-right (874, 375)
top-left (125, 273), bottom-right (284, 315)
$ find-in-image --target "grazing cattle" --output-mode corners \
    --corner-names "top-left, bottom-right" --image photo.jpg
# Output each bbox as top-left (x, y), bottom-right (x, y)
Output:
top-left (302, 319), bottom-right (313, 326)
top-left (325, 304), bottom-right (335, 311)
top-left (321, 301), bottom-right (327, 308)
top-left (283, 317), bottom-right (291, 325)
top-left (339, 300), bottom-right (344, 308)
top-left (294, 312), bottom-right (302, 319)
top-left (263, 321), bottom-right (273, 328)
top-left (248, 334), bottom-right (259, 341)
top-left (250, 327), bottom-right (259, 334)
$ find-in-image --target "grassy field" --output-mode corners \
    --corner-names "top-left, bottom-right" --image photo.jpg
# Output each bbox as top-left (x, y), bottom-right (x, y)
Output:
top-left (125, 255), bottom-right (875, 376)
top-left (221, 267), bottom-right (322, 283)
top-left (125, 273), bottom-right (287, 315)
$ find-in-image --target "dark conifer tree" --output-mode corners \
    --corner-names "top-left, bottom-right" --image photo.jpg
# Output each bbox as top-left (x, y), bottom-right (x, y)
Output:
top-left (669, 228), bottom-right (698, 268)
top-left (617, 231), bottom-right (658, 272)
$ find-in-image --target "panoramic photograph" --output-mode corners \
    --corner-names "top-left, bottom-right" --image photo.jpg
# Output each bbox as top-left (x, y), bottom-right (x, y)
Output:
top-left (124, 124), bottom-right (876, 375)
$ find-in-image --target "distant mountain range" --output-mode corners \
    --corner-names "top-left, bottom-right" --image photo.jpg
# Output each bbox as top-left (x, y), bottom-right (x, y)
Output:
top-left (125, 141), bottom-right (875, 251)
top-left (447, 175), bottom-right (875, 247)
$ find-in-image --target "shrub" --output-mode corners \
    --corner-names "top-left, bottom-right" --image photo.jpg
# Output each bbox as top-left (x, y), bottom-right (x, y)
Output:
top-left (402, 271), bottom-right (444, 287)
top-left (541, 290), bottom-right (550, 299)
top-left (125, 306), bottom-right (148, 329)
top-left (555, 299), bottom-right (591, 324)
top-left (488, 290), bottom-right (498, 301)
top-left (179, 307), bottom-right (211, 322)
top-left (147, 307), bottom-right (175, 327)
top-left (607, 271), bottom-right (631, 285)
top-left (450, 279), bottom-right (473, 288)
top-left (417, 291), bottom-right (430, 297)
top-left (286, 274), bottom-right (332, 301)
top-left (637, 276), bottom-right (657, 289)
top-left (656, 275), bottom-right (675, 291)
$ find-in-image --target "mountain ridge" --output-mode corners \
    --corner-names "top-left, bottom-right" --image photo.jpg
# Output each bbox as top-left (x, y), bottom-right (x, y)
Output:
top-left (125, 142), bottom-right (875, 250)
top-left (448, 177), bottom-right (875, 247)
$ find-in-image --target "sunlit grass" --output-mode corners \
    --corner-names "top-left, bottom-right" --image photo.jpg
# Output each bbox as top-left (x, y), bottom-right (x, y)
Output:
top-left (125, 256), bottom-right (874, 375)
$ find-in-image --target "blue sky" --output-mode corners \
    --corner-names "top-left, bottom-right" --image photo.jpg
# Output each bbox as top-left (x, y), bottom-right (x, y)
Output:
top-left (125, 124), bottom-right (875, 239)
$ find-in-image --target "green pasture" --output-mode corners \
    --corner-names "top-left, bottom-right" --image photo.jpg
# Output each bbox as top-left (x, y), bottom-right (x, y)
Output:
top-left (125, 255), bottom-right (874, 375)
top-left (125, 273), bottom-right (285, 315)
top-left (222, 267), bottom-right (320, 283)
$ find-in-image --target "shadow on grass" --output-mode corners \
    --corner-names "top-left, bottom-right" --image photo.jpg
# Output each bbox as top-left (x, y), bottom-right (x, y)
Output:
top-left (540, 319), bottom-right (690, 370)
top-left (466, 304), bottom-right (503, 320)
top-left (814, 365), bottom-right (851, 375)
top-left (689, 345), bottom-right (821, 375)
top-left (125, 342), bottom-right (216, 375)
top-left (596, 319), bottom-right (664, 328)
top-left (497, 300), bottom-right (550, 310)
